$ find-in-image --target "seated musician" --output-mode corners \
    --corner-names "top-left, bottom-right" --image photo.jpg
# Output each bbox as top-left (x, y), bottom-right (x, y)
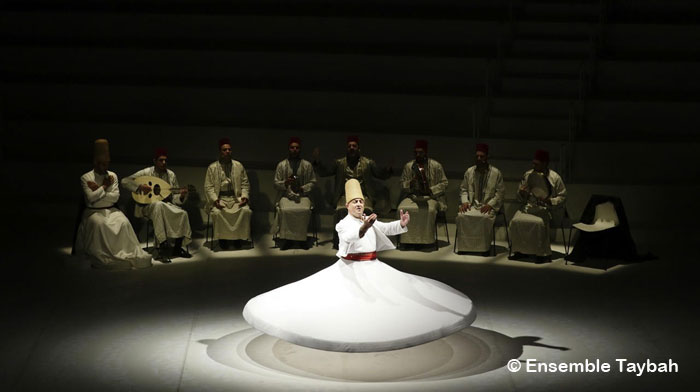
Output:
top-left (203, 138), bottom-right (252, 250)
top-left (397, 140), bottom-right (448, 249)
top-left (272, 137), bottom-right (317, 250)
top-left (75, 139), bottom-right (152, 270)
top-left (508, 149), bottom-right (567, 262)
top-left (455, 143), bottom-right (505, 255)
top-left (121, 147), bottom-right (192, 262)
top-left (312, 135), bottom-right (392, 249)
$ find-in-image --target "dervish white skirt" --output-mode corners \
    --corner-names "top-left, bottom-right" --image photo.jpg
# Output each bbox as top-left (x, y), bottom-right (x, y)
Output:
top-left (243, 258), bottom-right (476, 352)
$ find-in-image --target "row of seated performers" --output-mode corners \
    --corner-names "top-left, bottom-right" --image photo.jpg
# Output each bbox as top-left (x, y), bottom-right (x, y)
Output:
top-left (73, 137), bottom-right (566, 269)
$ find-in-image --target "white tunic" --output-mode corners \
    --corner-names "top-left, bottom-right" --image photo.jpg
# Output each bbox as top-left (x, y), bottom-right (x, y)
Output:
top-left (75, 170), bottom-right (152, 270)
top-left (242, 214), bottom-right (476, 352)
top-left (509, 169), bottom-right (567, 256)
top-left (272, 159), bottom-right (316, 241)
top-left (121, 166), bottom-right (192, 246)
top-left (204, 160), bottom-right (252, 241)
top-left (455, 165), bottom-right (505, 252)
top-left (397, 159), bottom-right (448, 244)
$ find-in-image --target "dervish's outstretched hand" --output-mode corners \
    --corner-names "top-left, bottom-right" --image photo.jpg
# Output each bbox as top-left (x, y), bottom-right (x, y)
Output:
top-left (399, 209), bottom-right (410, 228)
top-left (359, 213), bottom-right (377, 238)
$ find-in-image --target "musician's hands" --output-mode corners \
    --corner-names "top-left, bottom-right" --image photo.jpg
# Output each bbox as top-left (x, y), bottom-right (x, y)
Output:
top-left (137, 184), bottom-right (152, 194)
top-left (239, 197), bottom-right (249, 207)
top-left (285, 187), bottom-right (300, 202)
top-left (459, 202), bottom-right (471, 213)
top-left (284, 176), bottom-right (296, 187)
top-left (399, 209), bottom-right (410, 228)
top-left (87, 181), bottom-right (99, 191)
top-left (480, 204), bottom-right (493, 214)
top-left (518, 185), bottom-right (530, 198)
top-left (215, 199), bottom-right (224, 209)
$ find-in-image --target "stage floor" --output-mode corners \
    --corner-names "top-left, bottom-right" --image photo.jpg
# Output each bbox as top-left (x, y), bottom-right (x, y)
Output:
top-left (1, 219), bottom-right (696, 391)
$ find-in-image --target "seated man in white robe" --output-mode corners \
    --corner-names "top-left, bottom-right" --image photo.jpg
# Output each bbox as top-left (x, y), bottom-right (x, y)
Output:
top-left (508, 149), bottom-right (567, 262)
top-left (397, 140), bottom-right (448, 249)
top-left (272, 137), bottom-right (317, 250)
top-left (204, 137), bottom-right (252, 250)
top-left (455, 143), bottom-right (505, 255)
top-left (121, 147), bottom-right (192, 263)
top-left (75, 139), bottom-right (152, 270)
top-left (312, 135), bottom-right (392, 248)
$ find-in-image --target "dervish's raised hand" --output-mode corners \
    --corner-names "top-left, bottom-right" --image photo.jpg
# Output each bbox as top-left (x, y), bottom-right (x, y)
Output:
top-left (399, 209), bottom-right (410, 228)
top-left (359, 213), bottom-right (377, 238)
top-left (362, 213), bottom-right (377, 227)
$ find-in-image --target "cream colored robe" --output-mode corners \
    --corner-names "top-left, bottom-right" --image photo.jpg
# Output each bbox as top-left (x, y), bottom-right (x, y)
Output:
top-left (75, 170), bottom-right (152, 270)
top-left (204, 160), bottom-right (252, 241)
top-left (397, 159), bottom-right (448, 244)
top-left (455, 165), bottom-right (504, 252)
top-left (314, 155), bottom-right (390, 211)
top-left (272, 158), bottom-right (317, 241)
top-left (121, 166), bottom-right (192, 247)
top-left (509, 169), bottom-right (567, 256)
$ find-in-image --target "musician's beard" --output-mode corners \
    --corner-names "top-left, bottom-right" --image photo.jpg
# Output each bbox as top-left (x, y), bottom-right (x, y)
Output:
top-left (347, 153), bottom-right (359, 167)
top-left (219, 156), bottom-right (232, 163)
top-left (415, 156), bottom-right (427, 164)
top-left (476, 161), bottom-right (488, 170)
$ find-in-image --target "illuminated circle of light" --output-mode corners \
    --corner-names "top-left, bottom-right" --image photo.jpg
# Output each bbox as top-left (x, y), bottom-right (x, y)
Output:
top-left (203, 326), bottom-right (523, 383)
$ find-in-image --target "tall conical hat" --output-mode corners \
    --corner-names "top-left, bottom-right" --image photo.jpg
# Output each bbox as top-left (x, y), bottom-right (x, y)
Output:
top-left (94, 138), bottom-right (110, 160)
top-left (344, 179), bottom-right (364, 203)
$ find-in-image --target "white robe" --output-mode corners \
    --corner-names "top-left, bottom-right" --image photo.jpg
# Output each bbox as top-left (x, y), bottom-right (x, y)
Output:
top-left (455, 165), bottom-right (504, 252)
top-left (204, 160), bottom-right (252, 241)
top-left (75, 170), bottom-right (152, 270)
top-left (397, 159), bottom-right (448, 244)
top-left (509, 169), bottom-right (567, 256)
top-left (242, 215), bottom-right (476, 352)
top-left (121, 166), bottom-right (192, 247)
top-left (272, 159), bottom-right (316, 242)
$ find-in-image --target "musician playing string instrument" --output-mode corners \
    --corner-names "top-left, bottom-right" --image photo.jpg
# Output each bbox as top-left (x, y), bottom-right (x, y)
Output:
top-left (508, 149), bottom-right (567, 262)
top-left (121, 147), bottom-right (192, 262)
top-left (272, 137), bottom-right (317, 250)
top-left (397, 140), bottom-right (448, 249)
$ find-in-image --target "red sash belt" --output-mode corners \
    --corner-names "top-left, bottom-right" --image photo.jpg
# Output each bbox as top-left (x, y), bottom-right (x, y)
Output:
top-left (343, 252), bottom-right (377, 261)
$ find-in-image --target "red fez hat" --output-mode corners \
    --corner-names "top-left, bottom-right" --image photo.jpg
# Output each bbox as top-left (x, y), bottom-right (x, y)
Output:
top-left (289, 136), bottom-right (301, 145)
top-left (154, 147), bottom-right (168, 159)
top-left (534, 149), bottom-right (550, 162)
top-left (476, 143), bottom-right (489, 154)
top-left (219, 137), bottom-right (231, 147)
top-left (414, 139), bottom-right (428, 151)
top-left (347, 135), bottom-right (359, 144)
